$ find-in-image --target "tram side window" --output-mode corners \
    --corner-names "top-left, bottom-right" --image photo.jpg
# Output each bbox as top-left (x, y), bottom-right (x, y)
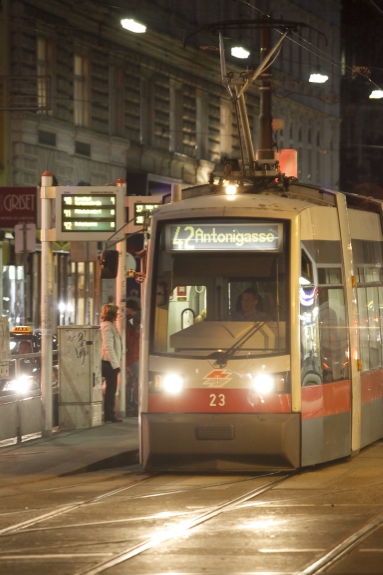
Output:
top-left (317, 287), bottom-right (349, 382)
top-left (356, 277), bottom-right (383, 372)
top-left (300, 285), bottom-right (322, 386)
top-left (300, 260), bottom-right (349, 386)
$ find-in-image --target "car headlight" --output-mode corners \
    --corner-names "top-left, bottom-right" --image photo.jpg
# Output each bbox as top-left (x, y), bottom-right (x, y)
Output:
top-left (162, 373), bottom-right (184, 395)
top-left (4, 375), bottom-right (33, 394)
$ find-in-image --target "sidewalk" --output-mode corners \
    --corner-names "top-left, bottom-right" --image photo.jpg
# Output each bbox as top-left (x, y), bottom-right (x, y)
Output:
top-left (0, 418), bottom-right (139, 486)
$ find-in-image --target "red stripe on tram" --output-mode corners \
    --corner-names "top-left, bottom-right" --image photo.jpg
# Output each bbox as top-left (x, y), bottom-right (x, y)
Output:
top-left (301, 380), bottom-right (351, 420)
top-left (148, 388), bottom-right (292, 413)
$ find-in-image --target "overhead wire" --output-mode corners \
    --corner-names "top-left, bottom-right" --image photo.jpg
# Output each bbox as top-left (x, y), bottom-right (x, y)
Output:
top-left (367, 0), bottom-right (383, 16)
top-left (232, 0), bottom-right (383, 91)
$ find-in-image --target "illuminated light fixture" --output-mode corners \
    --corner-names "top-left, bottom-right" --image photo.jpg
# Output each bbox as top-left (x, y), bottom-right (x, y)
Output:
top-left (231, 46), bottom-right (250, 59)
top-left (162, 373), bottom-right (184, 395)
top-left (309, 73), bottom-right (328, 83)
top-left (251, 373), bottom-right (274, 394)
top-left (370, 90), bottom-right (383, 99)
top-left (120, 18), bottom-right (146, 33)
top-left (225, 183), bottom-right (238, 196)
top-left (300, 286), bottom-right (317, 307)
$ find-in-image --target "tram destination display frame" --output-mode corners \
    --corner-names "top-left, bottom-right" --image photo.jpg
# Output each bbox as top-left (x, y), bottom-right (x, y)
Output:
top-left (166, 221), bottom-right (283, 252)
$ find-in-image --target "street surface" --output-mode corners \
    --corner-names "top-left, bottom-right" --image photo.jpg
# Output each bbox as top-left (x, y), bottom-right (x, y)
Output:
top-left (1, 440), bottom-right (383, 574)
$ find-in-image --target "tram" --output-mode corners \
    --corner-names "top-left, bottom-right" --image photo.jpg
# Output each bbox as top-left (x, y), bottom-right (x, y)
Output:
top-left (138, 20), bottom-right (383, 472)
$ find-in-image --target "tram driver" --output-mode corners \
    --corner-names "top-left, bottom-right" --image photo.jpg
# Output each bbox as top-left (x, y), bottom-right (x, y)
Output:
top-left (231, 288), bottom-right (268, 322)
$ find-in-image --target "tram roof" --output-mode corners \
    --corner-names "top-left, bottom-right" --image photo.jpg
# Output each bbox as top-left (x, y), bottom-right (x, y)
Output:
top-left (158, 180), bottom-right (383, 223)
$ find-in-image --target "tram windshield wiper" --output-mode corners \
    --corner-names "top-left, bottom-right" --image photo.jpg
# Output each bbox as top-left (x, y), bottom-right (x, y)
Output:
top-left (210, 317), bottom-right (270, 368)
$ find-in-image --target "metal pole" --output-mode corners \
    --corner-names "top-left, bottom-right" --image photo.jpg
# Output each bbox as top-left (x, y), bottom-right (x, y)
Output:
top-left (116, 179), bottom-right (127, 417)
top-left (235, 87), bottom-right (255, 168)
top-left (0, 241), bottom-right (3, 317)
top-left (23, 223), bottom-right (27, 324)
top-left (40, 171), bottom-right (53, 436)
top-left (258, 21), bottom-right (274, 161)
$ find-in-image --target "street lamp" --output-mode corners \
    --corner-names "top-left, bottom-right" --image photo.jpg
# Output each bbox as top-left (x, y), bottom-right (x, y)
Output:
top-left (231, 46), bottom-right (250, 59)
top-left (309, 72), bottom-right (328, 83)
top-left (369, 90), bottom-right (383, 99)
top-left (120, 18), bottom-right (146, 33)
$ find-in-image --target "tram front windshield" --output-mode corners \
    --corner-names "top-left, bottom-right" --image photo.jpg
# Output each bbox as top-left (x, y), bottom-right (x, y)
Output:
top-left (152, 219), bottom-right (289, 358)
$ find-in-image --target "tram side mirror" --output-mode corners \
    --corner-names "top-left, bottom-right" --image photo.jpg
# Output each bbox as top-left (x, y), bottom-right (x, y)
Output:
top-left (100, 250), bottom-right (119, 279)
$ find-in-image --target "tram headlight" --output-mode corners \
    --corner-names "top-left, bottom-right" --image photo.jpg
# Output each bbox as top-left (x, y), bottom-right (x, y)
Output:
top-left (250, 372), bottom-right (288, 394)
top-left (162, 373), bottom-right (184, 395)
top-left (251, 373), bottom-right (274, 394)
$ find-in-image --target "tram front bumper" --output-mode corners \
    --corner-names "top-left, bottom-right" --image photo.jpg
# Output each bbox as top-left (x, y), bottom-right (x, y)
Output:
top-left (141, 412), bottom-right (300, 472)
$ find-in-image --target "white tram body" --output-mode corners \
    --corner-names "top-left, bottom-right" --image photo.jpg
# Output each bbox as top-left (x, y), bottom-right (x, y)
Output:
top-left (138, 181), bottom-right (383, 472)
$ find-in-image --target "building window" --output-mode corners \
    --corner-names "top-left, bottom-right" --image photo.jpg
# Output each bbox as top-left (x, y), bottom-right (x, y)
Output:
top-left (37, 37), bottom-right (52, 114)
top-left (169, 80), bottom-right (183, 153)
top-left (75, 141), bottom-right (91, 157)
top-left (38, 130), bottom-right (56, 147)
top-left (140, 77), bottom-right (154, 145)
top-left (74, 54), bottom-right (90, 127)
top-left (109, 66), bottom-right (124, 137)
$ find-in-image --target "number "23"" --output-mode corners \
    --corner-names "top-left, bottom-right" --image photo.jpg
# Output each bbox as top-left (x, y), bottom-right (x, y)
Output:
top-left (210, 393), bottom-right (225, 407)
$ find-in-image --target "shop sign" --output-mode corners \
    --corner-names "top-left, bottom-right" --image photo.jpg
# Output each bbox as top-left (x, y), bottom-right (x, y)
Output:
top-left (0, 187), bottom-right (37, 227)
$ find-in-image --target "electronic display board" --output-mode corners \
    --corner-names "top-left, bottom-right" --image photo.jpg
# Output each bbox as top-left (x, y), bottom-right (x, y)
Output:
top-left (134, 202), bottom-right (161, 225)
top-left (166, 222), bottom-right (283, 252)
top-left (61, 195), bottom-right (116, 232)
top-left (54, 186), bottom-right (125, 241)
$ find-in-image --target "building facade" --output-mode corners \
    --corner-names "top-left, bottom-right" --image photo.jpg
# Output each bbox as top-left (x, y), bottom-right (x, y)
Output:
top-left (0, 0), bottom-right (341, 328)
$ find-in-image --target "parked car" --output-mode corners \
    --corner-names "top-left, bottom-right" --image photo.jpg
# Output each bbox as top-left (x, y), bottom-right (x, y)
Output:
top-left (0, 326), bottom-right (58, 398)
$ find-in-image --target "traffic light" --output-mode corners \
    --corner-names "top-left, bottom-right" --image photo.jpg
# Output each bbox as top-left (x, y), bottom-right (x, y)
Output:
top-left (100, 250), bottom-right (119, 279)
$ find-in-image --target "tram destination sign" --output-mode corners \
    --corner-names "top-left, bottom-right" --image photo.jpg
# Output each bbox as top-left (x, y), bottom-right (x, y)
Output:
top-left (167, 222), bottom-right (282, 252)
top-left (55, 187), bottom-right (125, 241)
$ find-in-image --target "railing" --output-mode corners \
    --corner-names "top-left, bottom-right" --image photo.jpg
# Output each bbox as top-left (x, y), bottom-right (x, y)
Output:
top-left (0, 351), bottom-right (59, 447)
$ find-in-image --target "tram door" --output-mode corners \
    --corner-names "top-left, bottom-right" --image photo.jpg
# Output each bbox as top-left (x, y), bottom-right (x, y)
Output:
top-left (300, 206), bottom-right (351, 466)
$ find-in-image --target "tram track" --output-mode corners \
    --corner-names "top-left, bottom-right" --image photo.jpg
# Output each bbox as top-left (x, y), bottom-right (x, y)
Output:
top-left (74, 472), bottom-right (296, 575)
top-left (0, 470), bottom-right (282, 536)
top-left (0, 472), bottom-right (155, 536)
top-left (1, 467), bottom-right (382, 575)
top-left (298, 510), bottom-right (383, 574)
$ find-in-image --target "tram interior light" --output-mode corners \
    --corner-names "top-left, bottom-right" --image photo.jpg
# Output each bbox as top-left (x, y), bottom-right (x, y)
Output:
top-left (299, 276), bottom-right (311, 285)
top-left (162, 373), bottom-right (184, 394)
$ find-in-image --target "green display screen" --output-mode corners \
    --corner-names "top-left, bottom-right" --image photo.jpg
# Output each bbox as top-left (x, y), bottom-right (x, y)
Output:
top-left (134, 203), bottom-right (161, 226)
top-left (166, 222), bottom-right (282, 252)
top-left (61, 195), bottom-right (117, 232)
